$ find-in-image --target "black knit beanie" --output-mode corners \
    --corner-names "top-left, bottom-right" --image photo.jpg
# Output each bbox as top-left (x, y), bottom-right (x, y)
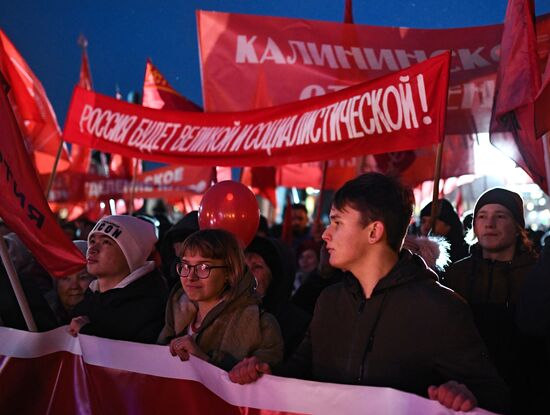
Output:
top-left (420, 199), bottom-right (460, 227)
top-left (474, 188), bottom-right (525, 227)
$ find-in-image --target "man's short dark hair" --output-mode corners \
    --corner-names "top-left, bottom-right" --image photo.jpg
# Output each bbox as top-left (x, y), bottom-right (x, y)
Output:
top-left (332, 173), bottom-right (414, 252)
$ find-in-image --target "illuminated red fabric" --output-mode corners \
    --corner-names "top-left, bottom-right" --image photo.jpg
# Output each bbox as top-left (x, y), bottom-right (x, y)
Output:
top-left (535, 56), bottom-right (550, 138)
top-left (141, 58), bottom-right (213, 194)
top-left (63, 52), bottom-right (451, 167)
top-left (197, 11), bottom-right (550, 187)
top-left (0, 74), bottom-right (86, 277)
top-left (0, 30), bottom-right (70, 175)
top-left (490, 0), bottom-right (547, 189)
top-left (143, 58), bottom-right (202, 111)
top-left (0, 325), bottom-right (498, 415)
top-left (69, 46), bottom-right (94, 174)
top-left (49, 164), bottom-right (212, 203)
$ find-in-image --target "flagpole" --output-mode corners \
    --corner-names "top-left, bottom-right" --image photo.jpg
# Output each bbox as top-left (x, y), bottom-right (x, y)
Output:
top-left (429, 139), bottom-right (445, 233)
top-left (211, 167), bottom-right (218, 185)
top-left (315, 160), bottom-right (329, 224)
top-left (0, 236), bottom-right (37, 331)
top-left (238, 167), bottom-right (245, 183)
top-left (44, 141), bottom-right (64, 199)
top-left (128, 159), bottom-right (138, 215)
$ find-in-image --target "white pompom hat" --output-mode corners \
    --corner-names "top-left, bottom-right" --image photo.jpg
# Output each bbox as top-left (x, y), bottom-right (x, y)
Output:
top-left (88, 215), bottom-right (157, 272)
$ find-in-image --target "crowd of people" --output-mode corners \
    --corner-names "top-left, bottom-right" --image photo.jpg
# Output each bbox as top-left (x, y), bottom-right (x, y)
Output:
top-left (1, 172), bottom-right (549, 414)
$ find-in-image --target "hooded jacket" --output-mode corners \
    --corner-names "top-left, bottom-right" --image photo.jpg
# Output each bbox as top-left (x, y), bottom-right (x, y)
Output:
top-left (157, 270), bottom-right (284, 371)
top-left (280, 250), bottom-right (509, 414)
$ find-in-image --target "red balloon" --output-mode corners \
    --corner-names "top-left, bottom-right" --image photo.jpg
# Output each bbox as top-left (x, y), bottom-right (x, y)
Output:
top-left (198, 180), bottom-right (260, 247)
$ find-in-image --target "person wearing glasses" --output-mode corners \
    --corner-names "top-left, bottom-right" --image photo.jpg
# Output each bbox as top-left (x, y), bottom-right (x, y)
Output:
top-left (157, 229), bottom-right (284, 371)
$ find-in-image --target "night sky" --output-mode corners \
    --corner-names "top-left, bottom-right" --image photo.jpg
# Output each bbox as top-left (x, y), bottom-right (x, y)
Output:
top-left (2, 0), bottom-right (550, 126)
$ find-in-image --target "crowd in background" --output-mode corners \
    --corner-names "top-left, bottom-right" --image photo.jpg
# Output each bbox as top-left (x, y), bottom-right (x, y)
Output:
top-left (1, 174), bottom-right (549, 414)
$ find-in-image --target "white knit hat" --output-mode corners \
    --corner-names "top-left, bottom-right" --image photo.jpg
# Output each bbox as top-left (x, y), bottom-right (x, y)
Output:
top-left (88, 215), bottom-right (157, 272)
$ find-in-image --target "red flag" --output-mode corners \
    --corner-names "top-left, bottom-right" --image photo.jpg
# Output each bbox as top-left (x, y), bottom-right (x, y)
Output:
top-left (58, 36), bottom-right (98, 220)
top-left (249, 68), bottom-right (277, 206)
top-left (0, 30), bottom-right (70, 175)
top-left (110, 90), bottom-right (143, 179)
top-left (490, 0), bottom-right (547, 189)
top-left (109, 154), bottom-right (141, 178)
top-left (140, 59), bottom-right (213, 199)
top-left (0, 72), bottom-right (86, 277)
top-left (143, 58), bottom-right (202, 111)
top-left (535, 52), bottom-right (550, 137)
top-left (250, 166), bottom-right (277, 206)
top-left (69, 36), bottom-right (94, 174)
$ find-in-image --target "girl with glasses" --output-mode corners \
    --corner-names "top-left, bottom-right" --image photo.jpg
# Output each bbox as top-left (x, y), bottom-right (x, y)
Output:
top-left (157, 229), bottom-right (284, 371)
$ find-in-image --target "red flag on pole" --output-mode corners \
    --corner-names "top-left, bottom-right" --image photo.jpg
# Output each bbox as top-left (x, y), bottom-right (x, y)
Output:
top-left (69, 35), bottom-right (94, 174)
top-left (0, 30), bottom-right (71, 175)
top-left (0, 71), bottom-right (86, 277)
top-left (490, 0), bottom-right (547, 189)
top-left (247, 68), bottom-right (277, 206)
top-left (535, 53), bottom-right (550, 138)
top-left (142, 59), bottom-right (214, 196)
top-left (109, 90), bottom-right (143, 180)
top-left (143, 58), bottom-right (202, 111)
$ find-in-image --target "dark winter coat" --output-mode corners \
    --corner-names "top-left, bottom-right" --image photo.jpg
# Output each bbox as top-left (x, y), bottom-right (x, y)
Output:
top-left (280, 250), bottom-right (509, 414)
top-left (517, 242), bottom-right (550, 345)
top-left (445, 244), bottom-right (548, 413)
top-left (73, 263), bottom-right (167, 344)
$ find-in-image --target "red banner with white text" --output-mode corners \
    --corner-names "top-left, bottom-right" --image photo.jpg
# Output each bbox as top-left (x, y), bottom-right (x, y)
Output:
top-left (0, 327), bottom-right (498, 415)
top-left (63, 52), bottom-right (450, 167)
top-left (197, 11), bottom-right (550, 188)
top-left (197, 10), bottom-right (550, 136)
top-left (48, 164), bottom-right (213, 203)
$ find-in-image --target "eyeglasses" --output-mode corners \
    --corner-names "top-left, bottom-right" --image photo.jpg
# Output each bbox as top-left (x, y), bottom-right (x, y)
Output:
top-left (176, 262), bottom-right (228, 279)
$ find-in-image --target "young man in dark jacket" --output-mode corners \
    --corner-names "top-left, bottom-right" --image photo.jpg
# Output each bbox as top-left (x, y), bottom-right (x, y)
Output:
top-left (229, 173), bottom-right (509, 414)
top-left (444, 188), bottom-right (548, 413)
top-left (69, 215), bottom-right (167, 344)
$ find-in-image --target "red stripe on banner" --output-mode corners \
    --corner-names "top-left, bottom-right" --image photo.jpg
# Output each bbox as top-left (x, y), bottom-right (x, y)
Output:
top-left (0, 327), bottom-right (499, 415)
top-left (0, 353), bottom-right (305, 415)
top-left (0, 353), bottom-right (88, 414)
